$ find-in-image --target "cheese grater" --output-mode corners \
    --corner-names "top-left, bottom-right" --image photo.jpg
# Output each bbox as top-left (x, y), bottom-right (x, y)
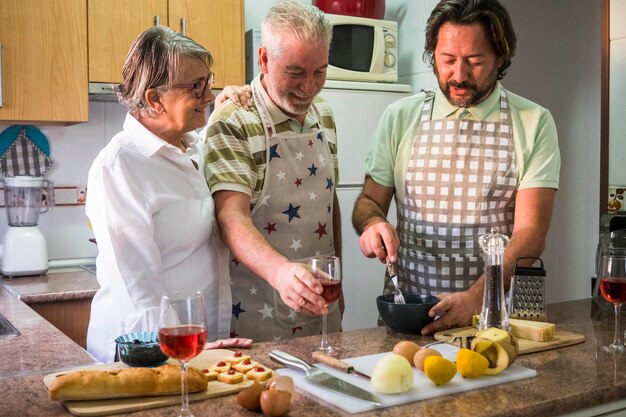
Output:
top-left (508, 257), bottom-right (546, 322)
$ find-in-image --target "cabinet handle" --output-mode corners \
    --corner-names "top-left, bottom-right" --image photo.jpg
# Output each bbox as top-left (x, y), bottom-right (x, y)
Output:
top-left (0, 43), bottom-right (3, 108)
top-left (154, 15), bottom-right (160, 26)
top-left (180, 17), bottom-right (187, 36)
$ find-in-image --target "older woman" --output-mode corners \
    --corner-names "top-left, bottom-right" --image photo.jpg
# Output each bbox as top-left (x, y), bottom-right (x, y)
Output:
top-left (86, 26), bottom-right (231, 362)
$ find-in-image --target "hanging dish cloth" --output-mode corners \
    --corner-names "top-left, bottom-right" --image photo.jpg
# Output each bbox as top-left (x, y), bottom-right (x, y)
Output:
top-left (0, 125), bottom-right (53, 177)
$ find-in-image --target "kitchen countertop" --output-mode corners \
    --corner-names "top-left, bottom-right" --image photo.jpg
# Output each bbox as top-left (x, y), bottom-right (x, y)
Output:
top-left (0, 269), bottom-right (99, 303)
top-left (1, 298), bottom-right (625, 416)
top-left (0, 287), bottom-right (95, 380)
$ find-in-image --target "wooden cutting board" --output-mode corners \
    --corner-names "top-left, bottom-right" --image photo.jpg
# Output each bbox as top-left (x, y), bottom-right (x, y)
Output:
top-left (434, 327), bottom-right (586, 354)
top-left (43, 349), bottom-right (272, 417)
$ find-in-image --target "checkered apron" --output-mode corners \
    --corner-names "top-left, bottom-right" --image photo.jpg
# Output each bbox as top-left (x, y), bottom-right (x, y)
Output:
top-left (390, 89), bottom-right (517, 296)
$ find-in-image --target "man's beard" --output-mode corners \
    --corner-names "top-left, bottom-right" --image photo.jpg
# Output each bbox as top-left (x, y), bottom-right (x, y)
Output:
top-left (434, 64), bottom-right (498, 108)
top-left (277, 90), bottom-right (318, 117)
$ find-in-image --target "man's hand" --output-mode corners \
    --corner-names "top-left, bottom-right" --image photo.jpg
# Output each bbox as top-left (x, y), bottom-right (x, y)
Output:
top-left (358, 220), bottom-right (400, 262)
top-left (272, 262), bottom-right (328, 316)
top-left (420, 290), bottom-right (481, 335)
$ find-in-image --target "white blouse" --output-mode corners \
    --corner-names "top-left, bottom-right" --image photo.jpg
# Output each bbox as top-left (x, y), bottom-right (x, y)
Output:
top-left (86, 113), bottom-right (231, 363)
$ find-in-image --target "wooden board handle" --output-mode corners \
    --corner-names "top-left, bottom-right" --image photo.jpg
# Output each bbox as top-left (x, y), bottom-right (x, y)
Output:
top-left (312, 351), bottom-right (352, 373)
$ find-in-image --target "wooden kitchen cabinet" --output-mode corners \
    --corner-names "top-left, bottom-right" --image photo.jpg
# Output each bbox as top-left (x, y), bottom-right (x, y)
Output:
top-left (88, 0), bottom-right (244, 89)
top-left (0, 0), bottom-right (88, 124)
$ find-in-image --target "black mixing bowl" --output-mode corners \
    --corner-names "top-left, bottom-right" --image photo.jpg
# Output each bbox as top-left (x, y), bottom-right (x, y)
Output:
top-left (376, 293), bottom-right (440, 334)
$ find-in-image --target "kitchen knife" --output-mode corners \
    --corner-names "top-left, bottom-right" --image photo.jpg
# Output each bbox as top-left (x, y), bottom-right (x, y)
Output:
top-left (270, 350), bottom-right (382, 406)
top-left (312, 351), bottom-right (371, 379)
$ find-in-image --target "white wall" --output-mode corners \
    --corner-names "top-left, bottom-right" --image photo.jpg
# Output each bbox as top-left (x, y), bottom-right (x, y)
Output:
top-left (0, 101), bottom-right (125, 260)
top-left (500, 0), bottom-right (601, 303)
top-left (609, 0), bottom-right (626, 185)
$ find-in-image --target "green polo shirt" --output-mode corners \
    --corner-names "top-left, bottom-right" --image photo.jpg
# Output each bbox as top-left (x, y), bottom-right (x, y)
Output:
top-left (365, 82), bottom-right (560, 204)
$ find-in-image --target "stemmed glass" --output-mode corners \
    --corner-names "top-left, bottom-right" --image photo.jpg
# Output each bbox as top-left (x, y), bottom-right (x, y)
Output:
top-left (159, 292), bottom-right (208, 417)
top-left (309, 255), bottom-right (342, 355)
top-left (598, 254), bottom-right (626, 352)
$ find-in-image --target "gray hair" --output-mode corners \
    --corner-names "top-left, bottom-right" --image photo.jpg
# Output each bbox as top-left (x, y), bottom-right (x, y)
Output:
top-left (261, 0), bottom-right (332, 57)
top-left (117, 25), bottom-right (213, 116)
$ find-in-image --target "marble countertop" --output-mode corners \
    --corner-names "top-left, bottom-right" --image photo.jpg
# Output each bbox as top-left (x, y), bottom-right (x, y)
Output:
top-left (0, 269), bottom-right (98, 303)
top-left (0, 287), bottom-right (95, 380)
top-left (1, 297), bottom-right (625, 416)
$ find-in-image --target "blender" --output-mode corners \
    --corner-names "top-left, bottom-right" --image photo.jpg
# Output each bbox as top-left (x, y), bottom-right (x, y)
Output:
top-left (0, 176), bottom-right (53, 276)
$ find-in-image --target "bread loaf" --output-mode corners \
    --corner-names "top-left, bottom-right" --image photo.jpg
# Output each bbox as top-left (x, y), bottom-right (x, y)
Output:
top-left (48, 364), bottom-right (208, 401)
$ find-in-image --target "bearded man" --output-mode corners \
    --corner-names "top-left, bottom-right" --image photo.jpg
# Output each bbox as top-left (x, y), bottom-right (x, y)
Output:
top-left (352, 0), bottom-right (560, 335)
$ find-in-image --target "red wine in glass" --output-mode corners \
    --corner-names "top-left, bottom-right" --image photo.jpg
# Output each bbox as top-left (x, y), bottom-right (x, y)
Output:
top-left (600, 277), bottom-right (626, 304)
top-left (159, 292), bottom-right (207, 417)
top-left (309, 255), bottom-right (342, 355)
top-left (159, 325), bottom-right (208, 362)
top-left (320, 279), bottom-right (342, 304)
top-left (598, 250), bottom-right (626, 353)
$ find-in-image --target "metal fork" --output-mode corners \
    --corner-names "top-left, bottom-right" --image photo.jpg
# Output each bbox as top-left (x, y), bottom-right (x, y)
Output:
top-left (387, 261), bottom-right (406, 304)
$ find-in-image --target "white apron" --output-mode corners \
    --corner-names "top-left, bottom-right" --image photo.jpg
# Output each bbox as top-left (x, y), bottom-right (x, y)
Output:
top-left (229, 82), bottom-right (341, 342)
top-left (388, 89), bottom-right (517, 295)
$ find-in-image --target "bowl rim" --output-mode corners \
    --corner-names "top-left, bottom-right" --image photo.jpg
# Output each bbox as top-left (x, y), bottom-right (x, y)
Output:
top-left (376, 294), bottom-right (439, 305)
top-left (115, 331), bottom-right (160, 346)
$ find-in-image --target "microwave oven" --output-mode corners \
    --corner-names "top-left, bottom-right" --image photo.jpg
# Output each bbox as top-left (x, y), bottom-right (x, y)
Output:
top-left (326, 13), bottom-right (398, 83)
top-left (244, 14), bottom-right (398, 84)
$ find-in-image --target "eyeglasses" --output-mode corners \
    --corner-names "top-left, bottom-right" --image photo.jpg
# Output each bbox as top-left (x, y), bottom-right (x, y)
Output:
top-left (172, 72), bottom-right (215, 99)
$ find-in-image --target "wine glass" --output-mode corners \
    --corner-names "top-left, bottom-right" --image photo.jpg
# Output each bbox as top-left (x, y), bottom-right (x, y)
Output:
top-left (309, 255), bottom-right (342, 355)
top-left (159, 291), bottom-right (208, 417)
top-left (598, 254), bottom-right (626, 352)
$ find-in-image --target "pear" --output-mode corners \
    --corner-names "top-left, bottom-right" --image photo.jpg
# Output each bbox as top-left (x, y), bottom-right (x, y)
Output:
top-left (370, 354), bottom-right (414, 394)
top-left (471, 340), bottom-right (509, 375)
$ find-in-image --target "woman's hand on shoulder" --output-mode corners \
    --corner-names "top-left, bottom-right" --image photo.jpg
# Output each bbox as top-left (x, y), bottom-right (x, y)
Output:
top-left (215, 85), bottom-right (252, 111)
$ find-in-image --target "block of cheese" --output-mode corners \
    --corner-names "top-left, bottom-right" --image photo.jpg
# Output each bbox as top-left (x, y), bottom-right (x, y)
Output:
top-left (472, 315), bottom-right (555, 342)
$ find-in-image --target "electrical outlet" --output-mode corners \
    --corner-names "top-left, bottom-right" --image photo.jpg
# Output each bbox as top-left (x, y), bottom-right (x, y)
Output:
top-left (0, 185), bottom-right (87, 207)
top-left (52, 186), bottom-right (87, 206)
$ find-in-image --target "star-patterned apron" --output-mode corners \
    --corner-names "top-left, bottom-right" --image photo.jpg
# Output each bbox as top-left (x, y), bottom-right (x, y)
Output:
top-left (388, 89), bottom-right (517, 296)
top-left (230, 82), bottom-right (341, 342)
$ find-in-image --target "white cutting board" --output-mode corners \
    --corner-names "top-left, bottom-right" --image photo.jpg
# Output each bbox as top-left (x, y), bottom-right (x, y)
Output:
top-left (277, 344), bottom-right (537, 413)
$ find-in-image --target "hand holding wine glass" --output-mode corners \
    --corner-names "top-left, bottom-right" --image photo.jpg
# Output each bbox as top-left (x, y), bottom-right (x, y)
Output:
top-left (159, 292), bottom-right (208, 417)
top-left (309, 255), bottom-right (342, 355)
top-left (598, 231), bottom-right (626, 353)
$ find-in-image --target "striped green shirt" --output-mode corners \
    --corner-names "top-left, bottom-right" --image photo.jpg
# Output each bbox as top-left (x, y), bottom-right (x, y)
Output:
top-left (203, 82), bottom-right (338, 208)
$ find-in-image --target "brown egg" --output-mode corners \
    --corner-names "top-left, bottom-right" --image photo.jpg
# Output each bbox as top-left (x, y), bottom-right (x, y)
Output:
top-left (392, 341), bottom-right (421, 365)
top-left (236, 381), bottom-right (263, 411)
top-left (265, 375), bottom-right (296, 397)
top-left (260, 389), bottom-right (292, 417)
top-left (413, 347), bottom-right (442, 371)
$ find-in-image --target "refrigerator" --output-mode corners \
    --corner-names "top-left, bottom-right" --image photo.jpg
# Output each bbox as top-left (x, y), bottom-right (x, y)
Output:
top-left (322, 85), bottom-right (411, 330)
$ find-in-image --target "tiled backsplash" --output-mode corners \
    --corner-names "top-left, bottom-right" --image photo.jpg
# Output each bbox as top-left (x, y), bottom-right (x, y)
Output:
top-left (0, 101), bottom-right (126, 260)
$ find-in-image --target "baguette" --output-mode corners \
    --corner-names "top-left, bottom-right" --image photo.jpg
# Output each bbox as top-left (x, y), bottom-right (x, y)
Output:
top-left (48, 364), bottom-right (208, 401)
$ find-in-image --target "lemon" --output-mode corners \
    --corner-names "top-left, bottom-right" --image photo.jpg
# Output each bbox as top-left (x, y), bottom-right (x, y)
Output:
top-left (423, 356), bottom-right (457, 386)
top-left (456, 348), bottom-right (489, 378)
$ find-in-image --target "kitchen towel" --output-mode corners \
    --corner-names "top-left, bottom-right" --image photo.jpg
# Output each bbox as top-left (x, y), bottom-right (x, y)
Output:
top-left (0, 125), bottom-right (53, 177)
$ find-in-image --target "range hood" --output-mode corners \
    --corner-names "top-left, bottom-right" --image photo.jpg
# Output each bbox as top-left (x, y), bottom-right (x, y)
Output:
top-left (89, 82), bottom-right (227, 102)
top-left (89, 82), bottom-right (120, 102)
